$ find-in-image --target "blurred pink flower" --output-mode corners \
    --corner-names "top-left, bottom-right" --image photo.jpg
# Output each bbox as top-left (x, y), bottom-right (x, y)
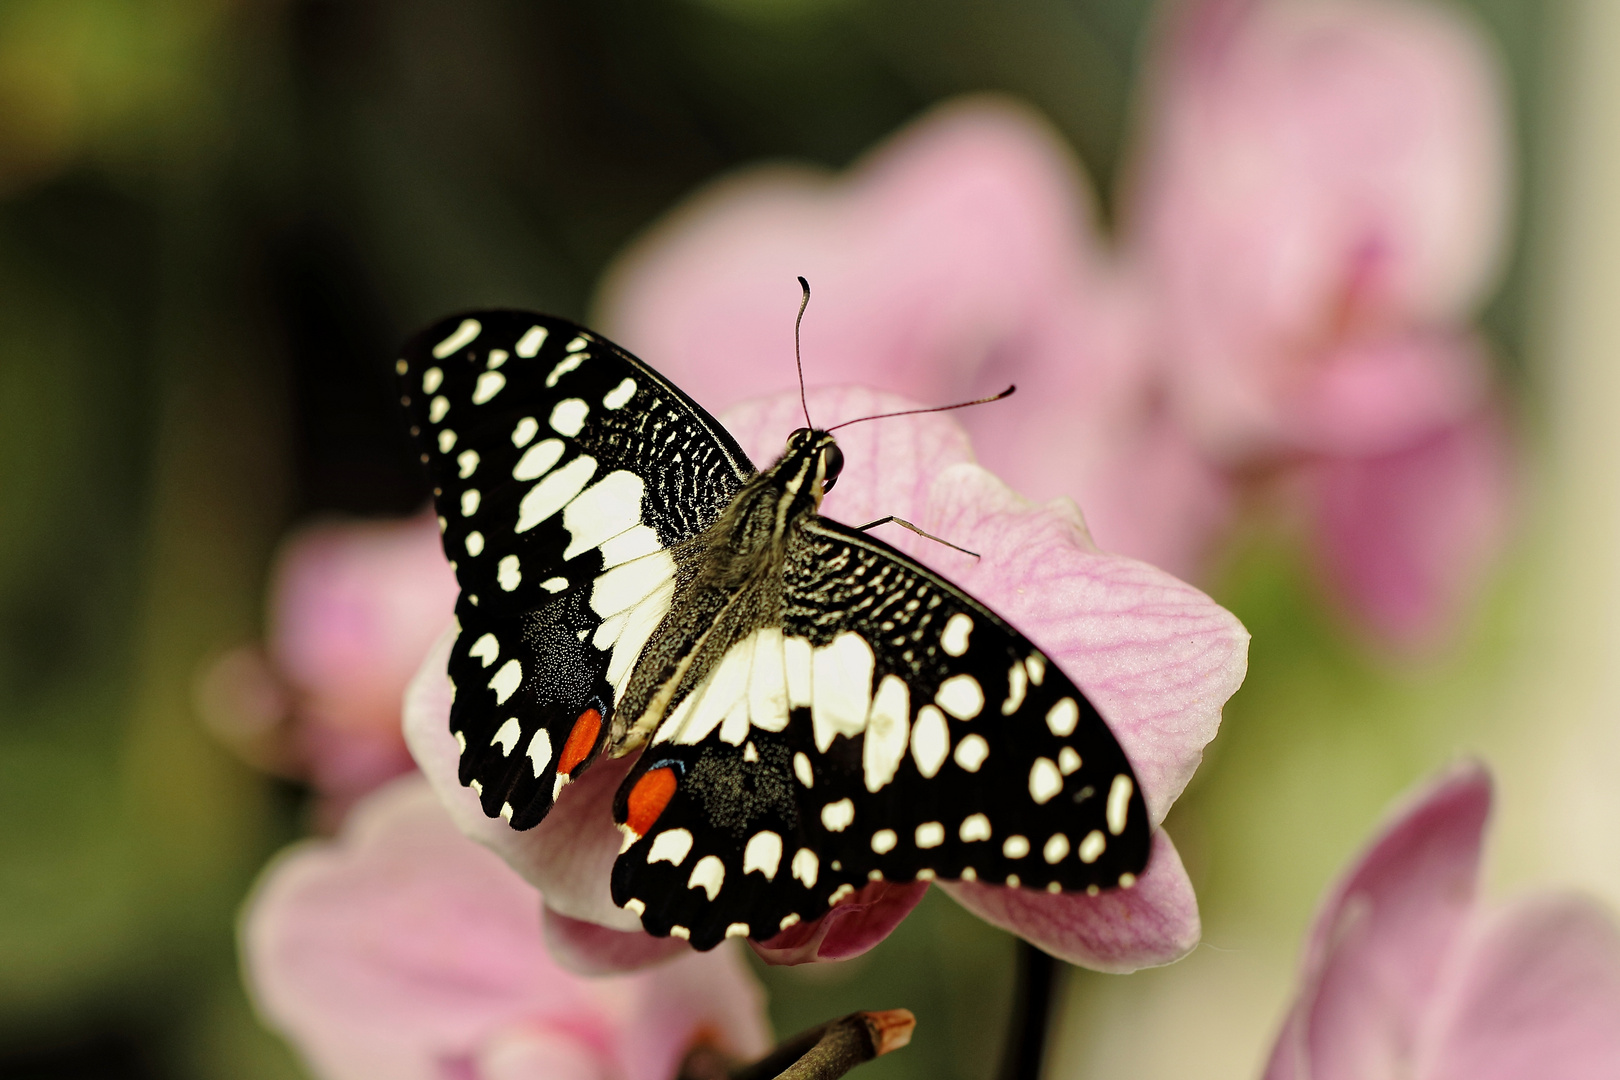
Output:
top-left (242, 774), bottom-right (771, 1080)
top-left (597, 95), bottom-right (1229, 582)
top-left (197, 512), bottom-right (458, 824)
top-left (1264, 762), bottom-right (1620, 1080)
top-left (405, 388), bottom-right (1248, 972)
top-left (1129, 0), bottom-right (1516, 646)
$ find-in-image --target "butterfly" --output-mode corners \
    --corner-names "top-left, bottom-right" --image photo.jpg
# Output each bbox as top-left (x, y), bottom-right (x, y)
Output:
top-left (396, 309), bottom-right (1150, 949)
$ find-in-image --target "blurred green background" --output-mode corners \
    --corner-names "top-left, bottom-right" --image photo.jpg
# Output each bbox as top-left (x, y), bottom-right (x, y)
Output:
top-left (0, 0), bottom-right (1558, 1077)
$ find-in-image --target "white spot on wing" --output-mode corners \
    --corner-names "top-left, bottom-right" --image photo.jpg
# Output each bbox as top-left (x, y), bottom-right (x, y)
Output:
top-left (489, 659), bottom-right (522, 705)
top-left (935, 674), bottom-right (984, 720)
top-left (541, 576), bottom-right (568, 593)
top-left (604, 576), bottom-right (676, 701)
top-left (1079, 830), bottom-right (1106, 863)
top-left (472, 370), bottom-right (506, 404)
top-left (438, 429), bottom-right (457, 453)
top-left (915, 822), bottom-right (944, 848)
top-left (687, 855), bottom-right (725, 901)
top-left (820, 798), bottom-right (855, 832)
top-left (513, 438), bottom-right (564, 481)
top-left (429, 395), bottom-right (450, 423)
top-left (527, 729), bottom-right (552, 776)
top-left (515, 325), bottom-right (547, 357)
top-left (469, 633), bottom-right (499, 668)
top-left (456, 449), bottom-right (480, 478)
top-left (1002, 662), bottom-right (1027, 715)
top-left (1107, 774), bottom-right (1134, 835)
top-left (784, 636), bottom-right (812, 709)
top-left (591, 549), bottom-right (676, 618)
top-left (1029, 758), bottom-right (1063, 804)
top-left (516, 455), bottom-right (597, 532)
top-left (910, 705), bottom-right (949, 778)
top-left (1044, 834), bottom-right (1070, 864)
top-left (953, 734), bottom-right (989, 772)
top-left (599, 525), bottom-right (661, 569)
top-left (486, 349), bottom-right (507, 369)
top-left (460, 489), bottom-right (480, 517)
top-left (491, 718), bottom-right (521, 756)
top-left (960, 814), bottom-right (991, 842)
top-left (550, 398), bottom-right (589, 437)
top-left (497, 555), bottom-right (521, 591)
top-left (562, 470), bottom-right (646, 560)
top-left (667, 631), bottom-right (753, 746)
top-left (793, 752), bottom-right (813, 788)
top-left (648, 828), bottom-right (693, 866)
top-left (811, 631), bottom-right (875, 752)
top-left (565, 335), bottom-right (588, 352)
top-left (511, 416), bottom-right (539, 447)
top-left (1047, 698), bottom-right (1079, 737)
top-left (545, 353), bottom-right (584, 387)
top-left (743, 831), bottom-right (782, 880)
top-left (464, 531), bottom-right (484, 556)
top-left (871, 829), bottom-right (897, 854)
top-left (792, 848), bottom-right (818, 888)
top-left (746, 627), bottom-right (789, 733)
top-left (603, 378), bottom-right (636, 409)
top-left (726, 923), bottom-right (749, 939)
top-left (1026, 654), bottom-right (1046, 685)
top-left (941, 613), bottom-right (973, 656)
top-left (422, 367), bottom-right (443, 393)
top-left (1003, 835), bottom-right (1029, 859)
top-left (432, 318), bottom-right (480, 358)
top-left (862, 674), bottom-right (910, 793)
top-left (1058, 746), bottom-right (1081, 774)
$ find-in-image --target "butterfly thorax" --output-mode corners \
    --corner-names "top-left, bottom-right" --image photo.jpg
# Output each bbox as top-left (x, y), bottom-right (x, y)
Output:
top-left (611, 429), bottom-right (839, 751)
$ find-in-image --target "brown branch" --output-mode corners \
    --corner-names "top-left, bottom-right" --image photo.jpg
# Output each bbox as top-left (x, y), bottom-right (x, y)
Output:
top-left (680, 1010), bottom-right (914, 1080)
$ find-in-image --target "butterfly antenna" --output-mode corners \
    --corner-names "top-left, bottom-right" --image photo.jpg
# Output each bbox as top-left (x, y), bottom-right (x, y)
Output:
top-left (826, 385), bottom-right (1017, 432)
top-left (795, 276), bottom-right (813, 430)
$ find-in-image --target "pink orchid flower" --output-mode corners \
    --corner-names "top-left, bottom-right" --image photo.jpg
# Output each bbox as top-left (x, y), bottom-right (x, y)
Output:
top-left (242, 774), bottom-right (771, 1080)
top-left (596, 95), bottom-right (1230, 584)
top-left (1129, 0), bottom-right (1517, 646)
top-left (405, 387), bottom-right (1249, 971)
top-left (198, 513), bottom-right (458, 824)
top-left (1265, 762), bottom-right (1620, 1079)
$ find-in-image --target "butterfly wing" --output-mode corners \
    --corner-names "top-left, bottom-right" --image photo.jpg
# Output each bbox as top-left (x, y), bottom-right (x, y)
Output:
top-left (398, 311), bottom-right (754, 829)
top-left (610, 518), bottom-right (1151, 948)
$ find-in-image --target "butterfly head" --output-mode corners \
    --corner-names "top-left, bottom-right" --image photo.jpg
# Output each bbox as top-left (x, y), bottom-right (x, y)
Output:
top-left (784, 427), bottom-right (844, 501)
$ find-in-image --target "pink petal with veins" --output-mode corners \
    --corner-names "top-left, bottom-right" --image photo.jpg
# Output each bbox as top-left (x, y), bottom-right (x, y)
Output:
top-left (543, 906), bottom-right (692, 976)
top-left (748, 881), bottom-right (930, 967)
top-left (938, 829), bottom-right (1199, 972)
top-left (404, 635), bottom-right (643, 933)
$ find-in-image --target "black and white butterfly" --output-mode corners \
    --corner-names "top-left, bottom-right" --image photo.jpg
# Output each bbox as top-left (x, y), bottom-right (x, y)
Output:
top-left (396, 309), bottom-right (1150, 949)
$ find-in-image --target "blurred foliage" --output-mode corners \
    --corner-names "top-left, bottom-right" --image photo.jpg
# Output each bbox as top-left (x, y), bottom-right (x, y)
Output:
top-left (0, 0), bottom-right (1548, 1078)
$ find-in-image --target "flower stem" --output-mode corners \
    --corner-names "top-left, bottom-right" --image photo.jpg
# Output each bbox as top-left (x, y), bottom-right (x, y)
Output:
top-left (680, 1010), bottom-right (915, 1080)
top-left (998, 940), bottom-right (1058, 1080)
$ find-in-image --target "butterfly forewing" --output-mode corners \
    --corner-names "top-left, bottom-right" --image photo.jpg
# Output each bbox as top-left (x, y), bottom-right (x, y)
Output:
top-left (609, 520), bottom-right (1151, 948)
top-left (397, 311), bottom-right (753, 827)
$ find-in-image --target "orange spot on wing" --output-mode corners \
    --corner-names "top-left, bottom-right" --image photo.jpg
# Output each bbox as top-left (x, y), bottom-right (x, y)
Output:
top-left (557, 708), bottom-right (602, 776)
top-left (626, 767), bottom-right (677, 836)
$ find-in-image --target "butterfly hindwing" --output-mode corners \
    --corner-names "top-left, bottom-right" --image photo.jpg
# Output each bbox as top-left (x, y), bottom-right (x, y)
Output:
top-left (609, 519), bottom-right (1152, 948)
top-left (398, 311), bottom-right (754, 827)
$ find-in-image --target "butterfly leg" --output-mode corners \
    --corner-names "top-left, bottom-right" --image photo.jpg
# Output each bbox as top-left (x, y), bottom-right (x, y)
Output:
top-left (852, 516), bottom-right (980, 559)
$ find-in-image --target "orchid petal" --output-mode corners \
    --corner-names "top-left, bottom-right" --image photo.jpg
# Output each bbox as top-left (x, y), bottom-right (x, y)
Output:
top-left (938, 828), bottom-right (1199, 972)
top-left (542, 906), bottom-right (692, 976)
top-left (1417, 894), bottom-right (1620, 1080)
top-left (748, 881), bottom-right (930, 967)
top-left (403, 630), bottom-right (642, 932)
top-left (1265, 761), bottom-right (1491, 1080)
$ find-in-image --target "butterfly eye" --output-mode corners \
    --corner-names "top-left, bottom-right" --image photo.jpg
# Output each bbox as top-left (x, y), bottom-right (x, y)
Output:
top-left (820, 442), bottom-right (844, 492)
